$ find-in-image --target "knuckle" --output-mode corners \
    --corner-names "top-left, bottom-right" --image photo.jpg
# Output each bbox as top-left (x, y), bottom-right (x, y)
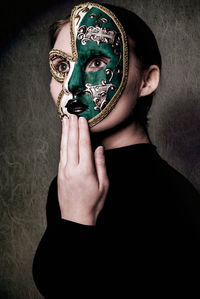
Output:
top-left (58, 161), bottom-right (64, 172)
top-left (96, 155), bottom-right (105, 165)
top-left (59, 150), bottom-right (66, 162)
top-left (58, 164), bottom-right (73, 180)
top-left (99, 178), bottom-right (109, 194)
top-left (79, 137), bottom-right (89, 148)
top-left (64, 166), bottom-right (75, 178)
top-left (59, 149), bottom-right (63, 159)
top-left (80, 165), bottom-right (92, 176)
top-left (105, 177), bottom-right (110, 188)
top-left (58, 170), bottom-right (65, 182)
top-left (103, 179), bottom-right (109, 190)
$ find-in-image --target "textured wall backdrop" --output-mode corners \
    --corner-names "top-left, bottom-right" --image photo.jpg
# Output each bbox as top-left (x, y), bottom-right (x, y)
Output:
top-left (0, 0), bottom-right (200, 298)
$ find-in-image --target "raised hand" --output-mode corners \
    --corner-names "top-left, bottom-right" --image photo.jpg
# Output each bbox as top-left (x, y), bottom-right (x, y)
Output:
top-left (58, 115), bottom-right (109, 225)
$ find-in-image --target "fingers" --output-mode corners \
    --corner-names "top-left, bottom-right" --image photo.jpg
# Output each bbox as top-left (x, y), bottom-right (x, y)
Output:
top-left (60, 117), bottom-right (69, 166)
top-left (67, 115), bottom-right (79, 166)
top-left (94, 146), bottom-right (109, 190)
top-left (60, 115), bottom-right (94, 169)
top-left (79, 117), bottom-right (93, 167)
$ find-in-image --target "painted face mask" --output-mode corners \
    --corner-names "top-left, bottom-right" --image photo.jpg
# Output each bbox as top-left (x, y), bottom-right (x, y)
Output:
top-left (49, 2), bottom-right (128, 127)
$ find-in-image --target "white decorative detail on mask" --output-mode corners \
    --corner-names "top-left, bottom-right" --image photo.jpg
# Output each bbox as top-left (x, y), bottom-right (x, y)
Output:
top-left (84, 80), bottom-right (116, 111)
top-left (89, 13), bottom-right (108, 24)
top-left (77, 25), bottom-right (116, 46)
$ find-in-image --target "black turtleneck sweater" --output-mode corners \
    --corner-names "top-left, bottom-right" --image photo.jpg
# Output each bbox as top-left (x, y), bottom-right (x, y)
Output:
top-left (32, 144), bottom-right (200, 297)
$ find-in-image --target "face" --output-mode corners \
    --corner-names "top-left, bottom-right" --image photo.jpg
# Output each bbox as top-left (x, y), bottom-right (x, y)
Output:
top-left (49, 3), bottom-right (129, 127)
top-left (50, 4), bottom-right (142, 132)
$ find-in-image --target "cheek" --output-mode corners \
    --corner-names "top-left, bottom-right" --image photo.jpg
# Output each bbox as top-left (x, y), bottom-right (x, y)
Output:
top-left (50, 78), bottom-right (62, 105)
top-left (91, 59), bottom-right (141, 133)
top-left (121, 69), bottom-right (140, 105)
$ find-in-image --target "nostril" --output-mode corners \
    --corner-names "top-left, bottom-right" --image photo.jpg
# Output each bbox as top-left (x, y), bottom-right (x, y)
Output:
top-left (63, 85), bottom-right (70, 95)
top-left (74, 87), bottom-right (82, 93)
top-left (73, 88), bottom-right (82, 99)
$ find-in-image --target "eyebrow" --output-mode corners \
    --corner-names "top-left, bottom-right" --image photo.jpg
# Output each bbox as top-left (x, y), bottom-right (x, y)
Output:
top-left (49, 48), bottom-right (73, 61)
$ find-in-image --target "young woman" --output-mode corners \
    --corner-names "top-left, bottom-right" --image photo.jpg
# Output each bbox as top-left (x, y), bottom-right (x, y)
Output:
top-left (33, 3), bottom-right (200, 297)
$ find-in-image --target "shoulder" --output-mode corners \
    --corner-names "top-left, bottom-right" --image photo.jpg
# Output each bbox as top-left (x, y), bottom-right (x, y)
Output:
top-left (153, 153), bottom-right (199, 200)
top-left (152, 152), bottom-right (200, 228)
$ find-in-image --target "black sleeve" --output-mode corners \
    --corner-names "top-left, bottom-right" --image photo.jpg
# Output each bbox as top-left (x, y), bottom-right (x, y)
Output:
top-left (45, 176), bottom-right (61, 226)
top-left (32, 177), bottom-right (96, 298)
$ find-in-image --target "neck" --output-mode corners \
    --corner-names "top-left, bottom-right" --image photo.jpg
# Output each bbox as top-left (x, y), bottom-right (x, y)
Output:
top-left (91, 121), bottom-right (150, 150)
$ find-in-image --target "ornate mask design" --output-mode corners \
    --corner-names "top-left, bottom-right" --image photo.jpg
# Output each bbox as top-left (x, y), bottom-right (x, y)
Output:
top-left (49, 2), bottom-right (128, 127)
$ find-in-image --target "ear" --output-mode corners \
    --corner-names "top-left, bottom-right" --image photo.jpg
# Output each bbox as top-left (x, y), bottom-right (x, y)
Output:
top-left (139, 65), bottom-right (160, 97)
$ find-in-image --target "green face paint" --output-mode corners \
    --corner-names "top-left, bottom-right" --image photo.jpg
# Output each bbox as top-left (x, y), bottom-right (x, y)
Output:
top-left (49, 2), bottom-right (128, 127)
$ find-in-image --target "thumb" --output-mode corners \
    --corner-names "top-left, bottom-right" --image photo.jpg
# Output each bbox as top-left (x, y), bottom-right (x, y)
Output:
top-left (94, 146), bottom-right (108, 190)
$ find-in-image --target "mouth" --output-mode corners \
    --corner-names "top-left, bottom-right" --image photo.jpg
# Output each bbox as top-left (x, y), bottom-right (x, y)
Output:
top-left (66, 100), bottom-right (88, 115)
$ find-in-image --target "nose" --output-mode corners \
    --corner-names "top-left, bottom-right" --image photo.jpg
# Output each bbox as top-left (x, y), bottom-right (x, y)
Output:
top-left (63, 79), bottom-right (81, 98)
top-left (68, 63), bottom-right (85, 96)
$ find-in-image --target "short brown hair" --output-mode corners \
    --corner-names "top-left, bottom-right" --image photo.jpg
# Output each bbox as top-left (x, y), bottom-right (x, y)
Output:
top-left (49, 17), bottom-right (70, 48)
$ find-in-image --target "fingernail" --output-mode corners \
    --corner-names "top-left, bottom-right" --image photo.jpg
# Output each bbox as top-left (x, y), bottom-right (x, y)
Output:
top-left (69, 114), bottom-right (77, 121)
top-left (79, 116), bottom-right (86, 123)
top-left (97, 146), bottom-right (104, 155)
top-left (62, 116), bottom-right (68, 125)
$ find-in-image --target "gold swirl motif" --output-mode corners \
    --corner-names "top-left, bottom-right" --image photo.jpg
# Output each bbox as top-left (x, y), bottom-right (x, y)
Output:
top-left (74, 4), bottom-right (90, 26)
top-left (49, 49), bottom-right (73, 83)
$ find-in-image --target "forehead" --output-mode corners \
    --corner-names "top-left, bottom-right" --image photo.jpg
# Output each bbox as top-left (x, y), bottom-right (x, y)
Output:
top-left (53, 23), bottom-right (72, 55)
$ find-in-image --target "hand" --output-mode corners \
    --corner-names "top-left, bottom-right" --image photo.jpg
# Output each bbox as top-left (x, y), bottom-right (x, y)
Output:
top-left (58, 115), bottom-right (109, 225)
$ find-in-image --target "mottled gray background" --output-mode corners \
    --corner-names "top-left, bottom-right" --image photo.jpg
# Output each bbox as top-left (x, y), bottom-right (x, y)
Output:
top-left (0, 0), bottom-right (200, 298)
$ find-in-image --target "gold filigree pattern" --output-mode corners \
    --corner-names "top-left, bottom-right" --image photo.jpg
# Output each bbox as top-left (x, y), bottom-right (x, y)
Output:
top-left (49, 49), bottom-right (74, 83)
top-left (74, 4), bottom-right (90, 26)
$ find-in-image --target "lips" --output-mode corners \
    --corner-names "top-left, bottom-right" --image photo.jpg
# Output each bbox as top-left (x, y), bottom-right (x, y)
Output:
top-left (66, 100), bottom-right (88, 115)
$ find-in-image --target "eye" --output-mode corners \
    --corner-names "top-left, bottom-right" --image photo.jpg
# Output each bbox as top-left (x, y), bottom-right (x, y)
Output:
top-left (52, 57), bottom-right (70, 75)
top-left (85, 56), bottom-right (110, 72)
top-left (57, 61), bottom-right (69, 73)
